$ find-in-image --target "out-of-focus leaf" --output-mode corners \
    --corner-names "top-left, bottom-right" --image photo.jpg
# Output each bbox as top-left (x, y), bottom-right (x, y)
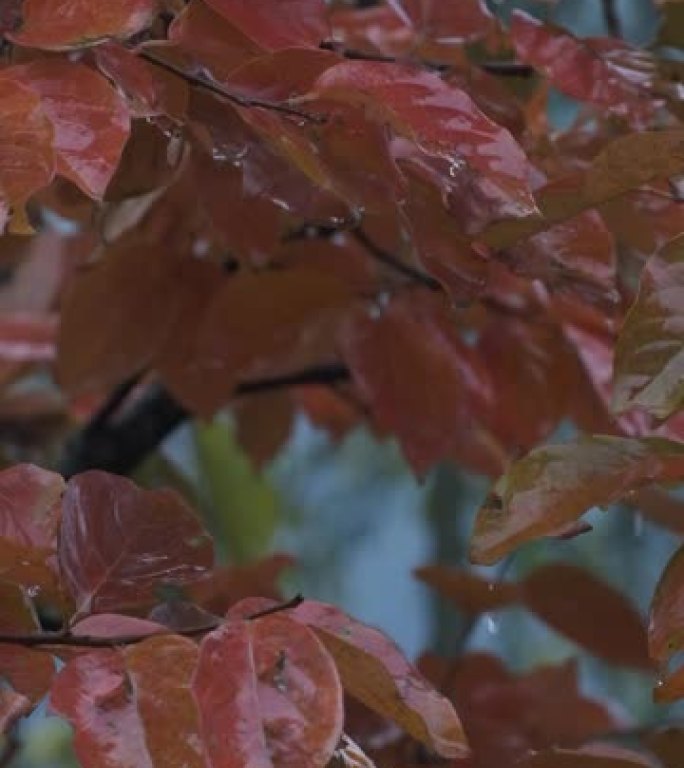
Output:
top-left (658, 2), bottom-right (684, 48)
top-left (441, 653), bottom-right (619, 768)
top-left (415, 566), bottom-right (520, 614)
top-left (0, 688), bottom-right (31, 734)
top-left (9, 0), bottom-right (157, 50)
top-left (0, 76), bottom-right (54, 217)
top-left (649, 543), bottom-right (684, 661)
top-left (234, 392), bottom-right (294, 470)
top-left (515, 747), bottom-right (654, 768)
top-left (11, 60), bottom-right (130, 198)
top-left (629, 486), bottom-right (684, 534)
top-left (125, 635), bottom-right (204, 768)
top-left (470, 436), bottom-right (684, 564)
top-left (0, 312), bottom-right (57, 364)
top-left (161, 269), bottom-right (352, 416)
top-left (58, 470), bottom-right (214, 619)
top-left (203, 0), bottom-right (329, 50)
top-left (654, 665), bottom-right (684, 703)
top-left (341, 290), bottom-right (502, 477)
top-left (643, 727), bottom-right (684, 768)
top-left (312, 61), bottom-right (536, 216)
top-left (193, 614), bottom-right (343, 768)
top-left (194, 419), bottom-right (279, 563)
top-left (522, 563), bottom-right (651, 669)
top-left (613, 234), bottom-right (684, 420)
top-left (510, 11), bottom-right (657, 126)
top-left (291, 600), bottom-right (469, 759)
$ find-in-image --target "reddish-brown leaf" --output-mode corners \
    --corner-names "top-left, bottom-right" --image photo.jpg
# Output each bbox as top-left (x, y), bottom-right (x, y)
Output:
top-left (193, 615), bottom-right (343, 768)
top-left (522, 563), bottom-right (651, 669)
top-left (0, 311), bottom-right (57, 364)
top-left (391, 0), bottom-right (495, 44)
top-left (234, 391), bottom-right (295, 469)
top-left (313, 61), bottom-right (536, 215)
top-left (166, 0), bottom-right (263, 83)
top-left (203, 0), bottom-right (329, 50)
top-left (643, 727), bottom-right (684, 767)
top-left (11, 60), bottom-right (130, 198)
top-left (415, 566), bottom-right (520, 615)
top-left (515, 747), bottom-right (653, 768)
top-left (341, 290), bottom-right (502, 477)
top-left (160, 269), bottom-right (353, 416)
top-left (444, 653), bottom-right (619, 768)
top-left (95, 43), bottom-right (188, 120)
top-left (125, 635), bottom-right (205, 768)
top-left (0, 75), bottom-right (54, 212)
top-left (613, 234), bottom-right (684, 420)
top-left (291, 600), bottom-right (469, 759)
top-left (71, 614), bottom-right (168, 639)
top-left (654, 664), bottom-right (684, 703)
top-left (9, 0), bottom-right (158, 50)
top-left (58, 470), bottom-right (214, 618)
top-left (470, 436), bottom-right (684, 564)
top-left (648, 543), bottom-right (684, 661)
top-left (510, 11), bottom-right (657, 127)
top-left (50, 651), bottom-right (151, 768)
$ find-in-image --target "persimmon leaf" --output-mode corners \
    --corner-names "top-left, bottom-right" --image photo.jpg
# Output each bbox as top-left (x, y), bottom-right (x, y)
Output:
top-left (613, 234), bottom-right (684, 420)
top-left (649, 543), bottom-right (684, 662)
top-left (192, 615), bottom-right (343, 768)
top-left (414, 566), bottom-right (520, 615)
top-left (470, 436), bottom-right (684, 564)
top-left (58, 470), bottom-right (214, 618)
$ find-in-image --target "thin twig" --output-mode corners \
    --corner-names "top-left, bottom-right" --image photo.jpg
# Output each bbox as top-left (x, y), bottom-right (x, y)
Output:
top-left (479, 61), bottom-right (536, 77)
top-left (87, 371), bottom-right (143, 431)
top-left (351, 227), bottom-right (441, 290)
top-left (601, 0), bottom-right (622, 38)
top-left (0, 596), bottom-right (305, 648)
top-left (138, 49), bottom-right (326, 123)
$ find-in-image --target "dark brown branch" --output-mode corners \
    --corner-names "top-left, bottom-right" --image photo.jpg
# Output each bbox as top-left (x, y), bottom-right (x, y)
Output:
top-left (0, 595), bottom-right (304, 648)
top-left (478, 62), bottom-right (535, 77)
top-left (352, 227), bottom-right (441, 290)
top-left (601, 0), bottom-right (622, 38)
top-left (58, 366), bottom-right (351, 478)
top-left (138, 49), bottom-right (326, 123)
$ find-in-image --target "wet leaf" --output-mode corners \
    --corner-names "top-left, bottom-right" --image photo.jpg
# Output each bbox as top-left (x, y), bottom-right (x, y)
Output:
top-left (391, 0), bottom-right (495, 44)
top-left (613, 234), bottom-right (684, 420)
top-left (58, 470), bottom-right (214, 618)
top-left (203, 0), bottom-right (329, 50)
top-left (9, 0), bottom-right (158, 50)
top-left (193, 614), bottom-right (343, 768)
top-left (470, 436), bottom-right (684, 564)
top-left (12, 60), bottom-right (130, 198)
top-left (522, 563), bottom-right (651, 669)
top-left (414, 566), bottom-right (520, 615)
top-left (312, 61), bottom-right (536, 216)
top-left (71, 614), bottom-right (168, 639)
top-left (291, 600), bottom-right (469, 759)
top-left (649, 543), bottom-right (684, 661)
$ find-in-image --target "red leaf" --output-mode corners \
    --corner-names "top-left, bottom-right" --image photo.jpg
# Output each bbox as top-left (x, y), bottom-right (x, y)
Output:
top-left (470, 436), bottom-right (684, 564)
top-left (125, 636), bottom-right (205, 768)
top-left (95, 43), bottom-right (188, 119)
top-left (390, 0), bottom-right (495, 44)
top-left (58, 470), bottom-right (214, 618)
top-left (340, 290), bottom-right (502, 477)
top-left (313, 61), bottom-right (536, 215)
top-left (11, 60), bottom-right (130, 198)
top-left (649, 543), bottom-right (684, 662)
top-left (510, 11), bottom-right (657, 127)
top-left (193, 615), bottom-right (343, 768)
top-left (522, 563), bottom-right (651, 670)
top-left (71, 614), bottom-right (168, 639)
top-left (0, 75), bottom-right (54, 212)
top-left (291, 600), bottom-right (469, 759)
top-left (160, 269), bottom-right (353, 416)
top-left (515, 747), bottom-right (653, 768)
top-left (654, 664), bottom-right (684, 703)
top-left (9, 0), bottom-right (158, 50)
top-left (415, 566), bottom-right (520, 615)
top-left (0, 312), bottom-right (57, 364)
top-left (203, 0), bottom-right (329, 50)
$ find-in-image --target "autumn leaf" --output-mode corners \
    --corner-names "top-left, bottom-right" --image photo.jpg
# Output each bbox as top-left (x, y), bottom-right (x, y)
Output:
top-left (58, 470), bottom-right (214, 619)
top-left (470, 436), bottom-right (684, 564)
top-left (193, 614), bottom-right (343, 768)
top-left (613, 234), bottom-right (684, 420)
top-left (291, 600), bottom-right (469, 759)
top-left (9, 0), bottom-right (158, 50)
top-left (414, 565), bottom-right (520, 615)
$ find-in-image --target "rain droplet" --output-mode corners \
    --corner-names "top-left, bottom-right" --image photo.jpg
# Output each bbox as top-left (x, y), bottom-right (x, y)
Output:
top-left (448, 158), bottom-right (465, 177)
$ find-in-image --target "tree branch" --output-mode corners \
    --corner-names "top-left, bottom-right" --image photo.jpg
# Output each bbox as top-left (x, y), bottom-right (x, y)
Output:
top-left (138, 49), bottom-right (326, 123)
top-left (601, 0), bottom-right (622, 38)
top-left (0, 595), bottom-right (304, 648)
top-left (58, 366), bottom-right (350, 478)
